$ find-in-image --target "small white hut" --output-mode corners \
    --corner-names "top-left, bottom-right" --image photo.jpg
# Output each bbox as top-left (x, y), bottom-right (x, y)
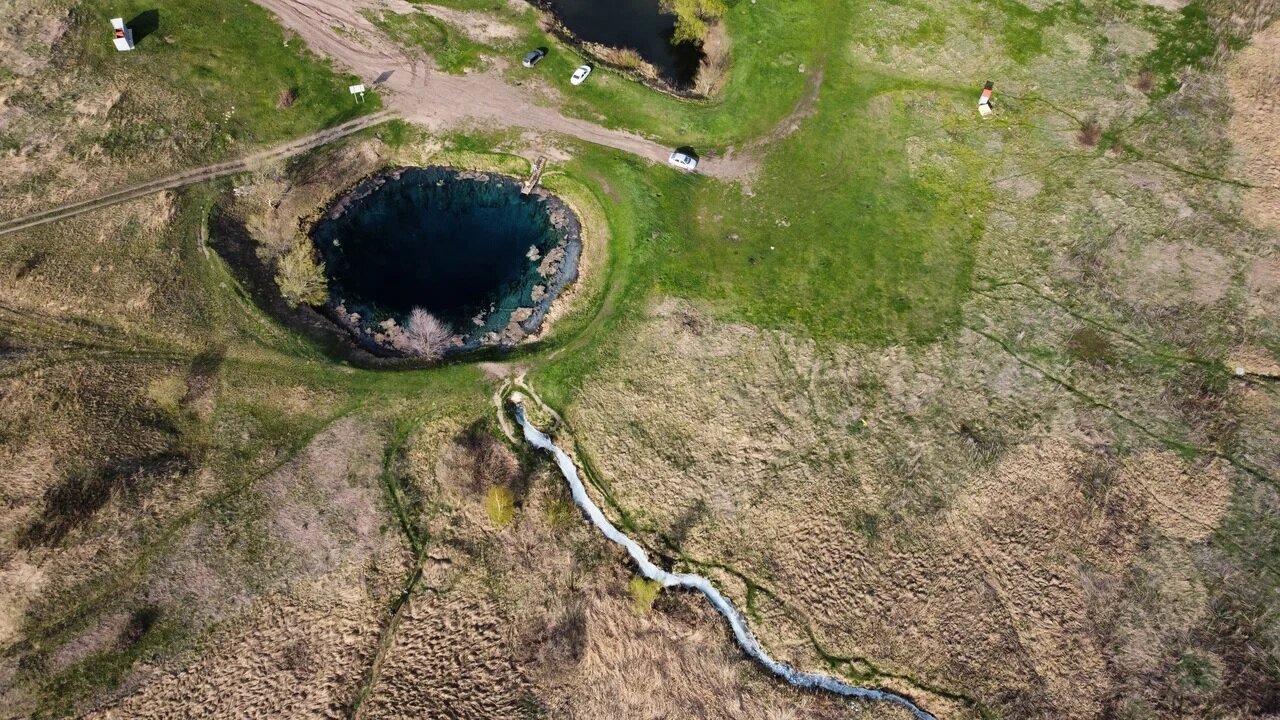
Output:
top-left (111, 18), bottom-right (134, 52)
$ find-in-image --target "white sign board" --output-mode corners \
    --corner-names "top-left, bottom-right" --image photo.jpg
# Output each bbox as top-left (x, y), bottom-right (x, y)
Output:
top-left (348, 84), bottom-right (366, 95)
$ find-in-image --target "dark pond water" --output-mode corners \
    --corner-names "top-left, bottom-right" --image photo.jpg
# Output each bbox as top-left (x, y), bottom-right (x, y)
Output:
top-left (311, 167), bottom-right (578, 348)
top-left (540, 0), bottom-right (704, 87)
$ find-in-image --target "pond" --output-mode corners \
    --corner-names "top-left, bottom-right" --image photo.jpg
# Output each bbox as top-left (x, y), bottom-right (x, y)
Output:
top-left (538, 0), bottom-right (704, 88)
top-left (310, 167), bottom-right (581, 355)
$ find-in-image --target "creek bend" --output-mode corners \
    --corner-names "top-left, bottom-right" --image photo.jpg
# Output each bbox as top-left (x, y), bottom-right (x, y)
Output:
top-left (513, 401), bottom-right (937, 720)
top-left (311, 167), bottom-right (581, 355)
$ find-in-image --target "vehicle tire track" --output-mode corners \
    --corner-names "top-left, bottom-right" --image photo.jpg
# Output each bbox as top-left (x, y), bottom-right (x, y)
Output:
top-left (0, 111), bottom-right (395, 238)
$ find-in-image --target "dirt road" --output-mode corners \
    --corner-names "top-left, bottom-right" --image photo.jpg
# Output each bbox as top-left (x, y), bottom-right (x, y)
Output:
top-left (251, 0), bottom-right (756, 180)
top-left (0, 112), bottom-right (395, 237)
top-left (0, 0), bottom-right (810, 235)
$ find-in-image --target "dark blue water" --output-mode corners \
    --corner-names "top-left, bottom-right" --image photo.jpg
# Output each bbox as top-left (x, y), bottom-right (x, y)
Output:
top-left (311, 168), bottom-right (570, 344)
top-left (540, 0), bottom-right (704, 87)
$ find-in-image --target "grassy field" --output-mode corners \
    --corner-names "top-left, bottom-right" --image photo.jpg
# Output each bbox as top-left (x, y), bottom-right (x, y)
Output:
top-left (0, 0), bottom-right (377, 217)
top-left (2, 0), bottom-right (1279, 717)
top-left (409, 0), bottom-right (827, 148)
top-left (72, 0), bottom-right (378, 142)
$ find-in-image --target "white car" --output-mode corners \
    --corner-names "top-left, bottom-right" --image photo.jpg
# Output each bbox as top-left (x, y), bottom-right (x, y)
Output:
top-left (570, 65), bottom-right (592, 86)
top-left (668, 151), bottom-right (698, 171)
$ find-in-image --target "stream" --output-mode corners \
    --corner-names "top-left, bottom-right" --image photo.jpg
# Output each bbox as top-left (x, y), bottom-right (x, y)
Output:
top-left (514, 402), bottom-right (937, 720)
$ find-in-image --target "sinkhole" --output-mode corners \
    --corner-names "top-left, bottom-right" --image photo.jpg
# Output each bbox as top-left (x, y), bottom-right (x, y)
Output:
top-left (310, 166), bottom-right (581, 355)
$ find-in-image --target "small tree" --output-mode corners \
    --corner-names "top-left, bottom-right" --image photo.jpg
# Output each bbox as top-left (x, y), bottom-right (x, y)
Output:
top-left (402, 307), bottom-right (453, 360)
top-left (275, 240), bottom-right (328, 307)
top-left (663, 0), bottom-right (726, 44)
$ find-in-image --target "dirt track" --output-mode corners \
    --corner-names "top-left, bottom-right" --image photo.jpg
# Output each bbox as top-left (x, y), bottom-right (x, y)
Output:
top-left (0, 0), bottom-right (813, 236)
top-left (251, 0), bottom-right (760, 181)
top-left (0, 112), bottom-right (394, 237)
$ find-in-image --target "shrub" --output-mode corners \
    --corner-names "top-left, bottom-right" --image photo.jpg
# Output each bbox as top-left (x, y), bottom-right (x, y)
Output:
top-left (1077, 120), bottom-right (1103, 147)
top-left (628, 577), bottom-right (662, 613)
top-left (662, 0), bottom-right (727, 44)
top-left (274, 239), bottom-right (327, 307)
top-left (603, 46), bottom-right (644, 70)
top-left (485, 486), bottom-right (515, 528)
top-left (1067, 327), bottom-right (1115, 367)
top-left (1135, 71), bottom-right (1155, 94)
top-left (401, 307), bottom-right (453, 360)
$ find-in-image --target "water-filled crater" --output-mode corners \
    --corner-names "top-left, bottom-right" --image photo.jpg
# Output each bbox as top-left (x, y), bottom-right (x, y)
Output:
top-left (311, 167), bottom-right (581, 356)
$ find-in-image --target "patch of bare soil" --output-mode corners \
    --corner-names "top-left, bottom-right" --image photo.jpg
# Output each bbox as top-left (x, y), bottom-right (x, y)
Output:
top-left (1226, 22), bottom-right (1280, 228)
top-left (1120, 240), bottom-right (1233, 307)
top-left (397, 0), bottom-right (523, 44)
top-left (1245, 255), bottom-right (1280, 318)
top-left (0, 2), bottom-right (68, 80)
top-left (85, 418), bottom-right (403, 716)
top-left (255, 416), bottom-right (388, 579)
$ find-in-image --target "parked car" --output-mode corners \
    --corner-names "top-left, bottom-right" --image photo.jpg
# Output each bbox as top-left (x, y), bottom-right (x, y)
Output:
top-left (522, 49), bottom-right (546, 68)
top-left (668, 150), bottom-right (698, 171)
top-left (570, 65), bottom-right (592, 85)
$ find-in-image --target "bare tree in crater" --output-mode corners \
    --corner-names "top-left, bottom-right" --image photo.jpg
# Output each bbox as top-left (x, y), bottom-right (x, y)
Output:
top-left (402, 307), bottom-right (453, 360)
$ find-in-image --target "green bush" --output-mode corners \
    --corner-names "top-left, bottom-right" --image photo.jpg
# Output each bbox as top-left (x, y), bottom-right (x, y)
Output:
top-left (274, 239), bottom-right (328, 307)
top-left (663, 0), bottom-right (727, 44)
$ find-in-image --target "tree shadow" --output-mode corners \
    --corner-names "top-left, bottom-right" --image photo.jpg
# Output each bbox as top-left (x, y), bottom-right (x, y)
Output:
top-left (127, 10), bottom-right (160, 46)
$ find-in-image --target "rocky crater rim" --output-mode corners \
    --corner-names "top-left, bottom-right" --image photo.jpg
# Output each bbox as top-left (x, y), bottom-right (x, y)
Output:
top-left (309, 165), bottom-right (584, 359)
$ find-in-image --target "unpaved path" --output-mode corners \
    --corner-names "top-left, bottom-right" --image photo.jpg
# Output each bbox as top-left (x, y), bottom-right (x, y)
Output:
top-left (252, 0), bottom-right (763, 181)
top-left (0, 112), bottom-right (394, 237)
top-left (0, 0), bottom-right (824, 234)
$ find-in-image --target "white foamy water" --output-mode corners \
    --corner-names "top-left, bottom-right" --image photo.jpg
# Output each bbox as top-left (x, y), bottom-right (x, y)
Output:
top-left (514, 403), bottom-right (936, 720)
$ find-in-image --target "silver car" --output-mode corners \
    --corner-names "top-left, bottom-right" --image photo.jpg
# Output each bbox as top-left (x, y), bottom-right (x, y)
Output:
top-left (522, 49), bottom-right (546, 68)
top-left (668, 151), bottom-right (698, 171)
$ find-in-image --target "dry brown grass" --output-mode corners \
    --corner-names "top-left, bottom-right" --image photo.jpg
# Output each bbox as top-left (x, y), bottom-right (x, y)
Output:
top-left (0, 2), bottom-right (202, 218)
top-left (88, 593), bottom-right (385, 719)
top-left (0, 193), bottom-right (204, 340)
top-left (694, 21), bottom-right (732, 97)
top-left (364, 421), bottom-right (878, 719)
top-left (564, 295), bottom-right (1262, 718)
top-left (362, 597), bottom-right (532, 719)
top-left (276, 87), bottom-right (298, 109)
top-left (580, 41), bottom-right (662, 82)
top-left (1225, 21), bottom-right (1280, 228)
